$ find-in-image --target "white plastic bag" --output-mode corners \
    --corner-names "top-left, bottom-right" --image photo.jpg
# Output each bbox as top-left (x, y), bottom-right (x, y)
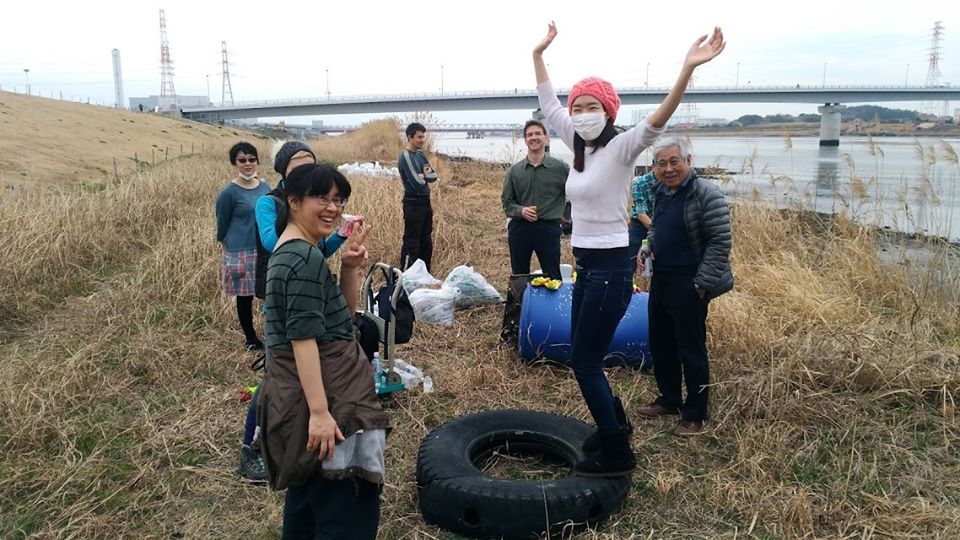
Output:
top-left (443, 265), bottom-right (503, 308)
top-left (409, 286), bottom-right (460, 326)
top-left (401, 259), bottom-right (442, 294)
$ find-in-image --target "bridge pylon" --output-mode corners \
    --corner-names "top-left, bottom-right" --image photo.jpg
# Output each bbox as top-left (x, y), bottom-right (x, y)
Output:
top-left (817, 103), bottom-right (845, 147)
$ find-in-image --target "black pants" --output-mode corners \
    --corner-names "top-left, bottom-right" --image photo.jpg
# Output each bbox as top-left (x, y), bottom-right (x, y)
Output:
top-left (400, 198), bottom-right (433, 271)
top-left (648, 272), bottom-right (710, 421)
top-left (507, 219), bottom-right (562, 279)
top-left (282, 476), bottom-right (380, 539)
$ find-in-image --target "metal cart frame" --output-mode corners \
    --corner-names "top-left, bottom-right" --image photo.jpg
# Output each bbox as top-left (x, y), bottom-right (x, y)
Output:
top-left (358, 262), bottom-right (406, 394)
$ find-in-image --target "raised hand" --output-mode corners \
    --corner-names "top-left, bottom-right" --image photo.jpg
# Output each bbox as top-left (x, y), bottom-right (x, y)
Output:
top-left (533, 21), bottom-right (557, 55)
top-left (684, 27), bottom-right (726, 69)
top-left (341, 222), bottom-right (372, 269)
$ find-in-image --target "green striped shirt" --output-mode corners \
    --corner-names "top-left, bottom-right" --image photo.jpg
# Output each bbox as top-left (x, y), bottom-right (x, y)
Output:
top-left (265, 239), bottom-right (354, 350)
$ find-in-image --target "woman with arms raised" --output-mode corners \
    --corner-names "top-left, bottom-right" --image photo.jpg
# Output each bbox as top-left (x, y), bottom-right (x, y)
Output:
top-left (533, 21), bottom-right (724, 477)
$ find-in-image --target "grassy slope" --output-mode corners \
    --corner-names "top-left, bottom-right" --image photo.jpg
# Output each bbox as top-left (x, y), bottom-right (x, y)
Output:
top-left (1, 101), bottom-right (959, 539)
top-left (0, 91), bottom-right (267, 188)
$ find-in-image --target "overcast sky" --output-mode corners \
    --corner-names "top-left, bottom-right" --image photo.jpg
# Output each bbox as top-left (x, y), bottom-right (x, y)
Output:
top-left (1, 0), bottom-right (957, 124)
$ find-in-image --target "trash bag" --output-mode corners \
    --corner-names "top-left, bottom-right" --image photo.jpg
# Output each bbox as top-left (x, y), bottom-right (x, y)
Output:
top-left (443, 266), bottom-right (503, 308)
top-left (409, 286), bottom-right (460, 326)
top-left (402, 259), bottom-right (442, 294)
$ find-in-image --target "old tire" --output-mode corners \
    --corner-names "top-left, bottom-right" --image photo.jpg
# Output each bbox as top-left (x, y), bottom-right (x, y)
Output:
top-left (416, 409), bottom-right (631, 539)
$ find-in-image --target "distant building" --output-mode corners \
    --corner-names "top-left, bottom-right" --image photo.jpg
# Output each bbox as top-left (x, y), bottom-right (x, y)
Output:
top-left (128, 95), bottom-right (211, 112)
top-left (697, 117), bottom-right (729, 127)
top-left (630, 108), bottom-right (655, 125)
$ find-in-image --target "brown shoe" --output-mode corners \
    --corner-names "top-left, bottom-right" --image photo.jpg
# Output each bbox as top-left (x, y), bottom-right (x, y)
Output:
top-left (673, 419), bottom-right (705, 437)
top-left (636, 402), bottom-right (679, 418)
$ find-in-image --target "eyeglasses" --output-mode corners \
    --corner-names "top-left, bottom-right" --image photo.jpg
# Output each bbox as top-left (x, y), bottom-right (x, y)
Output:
top-left (236, 157), bottom-right (259, 164)
top-left (310, 195), bottom-right (348, 208)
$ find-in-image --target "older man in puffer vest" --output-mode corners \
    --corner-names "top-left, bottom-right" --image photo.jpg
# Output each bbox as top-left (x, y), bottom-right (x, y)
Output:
top-left (636, 137), bottom-right (733, 437)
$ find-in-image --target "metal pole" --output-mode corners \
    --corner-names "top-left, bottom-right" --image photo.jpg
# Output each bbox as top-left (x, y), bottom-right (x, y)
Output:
top-left (23, 68), bottom-right (30, 95)
top-left (441, 65), bottom-right (444, 95)
top-left (905, 64), bottom-right (910, 86)
top-left (326, 69), bottom-right (330, 100)
top-left (206, 75), bottom-right (210, 101)
top-left (822, 62), bottom-right (827, 88)
top-left (645, 63), bottom-right (649, 87)
top-left (735, 62), bottom-right (740, 88)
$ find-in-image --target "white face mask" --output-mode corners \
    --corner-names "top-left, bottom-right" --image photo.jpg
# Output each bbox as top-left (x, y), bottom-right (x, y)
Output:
top-left (238, 171), bottom-right (258, 181)
top-left (571, 112), bottom-right (607, 141)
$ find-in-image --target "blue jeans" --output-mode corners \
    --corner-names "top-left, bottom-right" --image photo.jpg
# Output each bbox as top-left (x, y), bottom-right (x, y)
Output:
top-left (627, 219), bottom-right (649, 274)
top-left (570, 247), bottom-right (633, 431)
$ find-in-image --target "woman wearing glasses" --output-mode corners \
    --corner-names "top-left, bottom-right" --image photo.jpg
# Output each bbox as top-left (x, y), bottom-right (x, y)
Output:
top-left (532, 22), bottom-right (724, 477)
top-left (216, 142), bottom-right (271, 351)
top-left (258, 163), bottom-right (390, 538)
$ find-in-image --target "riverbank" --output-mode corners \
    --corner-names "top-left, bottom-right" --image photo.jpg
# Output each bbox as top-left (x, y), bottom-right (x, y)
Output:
top-left (2, 116), bottom-right (958, 538)
top-left (675, 121), bottom-right (960, 138)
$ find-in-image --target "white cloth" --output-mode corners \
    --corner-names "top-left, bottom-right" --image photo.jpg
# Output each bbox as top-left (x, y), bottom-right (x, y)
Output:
top-left (321, 428), bottom-right (387, 483)
top-left (537, 81), bottom-right (664, 249)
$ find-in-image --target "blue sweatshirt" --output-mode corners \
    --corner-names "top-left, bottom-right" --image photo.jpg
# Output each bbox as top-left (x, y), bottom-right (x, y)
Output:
top-left (651, 175), bottom-right (698, 275)
top-left (254, 183), bottom-right (347, 256)
top-left (216, 181), bottom-right (270, 251)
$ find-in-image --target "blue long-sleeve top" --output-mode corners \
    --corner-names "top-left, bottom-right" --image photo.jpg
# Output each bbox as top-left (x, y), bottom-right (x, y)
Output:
top-left (255, 187), bottom-right (347, 256)
top-left (216, 181), bottom-right (270, 251)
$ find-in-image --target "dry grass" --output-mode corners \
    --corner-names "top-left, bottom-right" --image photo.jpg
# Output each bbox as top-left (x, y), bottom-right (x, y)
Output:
top-left (1, 110), bottom-right (959, 539)
top-left (0, 90), bottom-right (268, 188)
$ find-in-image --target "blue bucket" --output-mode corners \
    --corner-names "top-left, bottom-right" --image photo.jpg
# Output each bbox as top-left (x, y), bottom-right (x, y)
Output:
top-left (518, 282), bottom-right (650, 368)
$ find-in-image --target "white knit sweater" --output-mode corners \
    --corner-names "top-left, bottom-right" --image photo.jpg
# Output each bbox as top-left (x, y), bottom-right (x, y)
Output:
top-left (538, 81), bottom-right (664, 249)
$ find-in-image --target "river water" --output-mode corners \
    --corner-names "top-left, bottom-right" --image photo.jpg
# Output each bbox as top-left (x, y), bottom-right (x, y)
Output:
top-left (432, 133), bottom-right (960, 242)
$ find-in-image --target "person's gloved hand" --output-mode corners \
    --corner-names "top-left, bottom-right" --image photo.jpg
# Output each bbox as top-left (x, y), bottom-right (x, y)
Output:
top-left (338, 214), bottom-right (365, 238)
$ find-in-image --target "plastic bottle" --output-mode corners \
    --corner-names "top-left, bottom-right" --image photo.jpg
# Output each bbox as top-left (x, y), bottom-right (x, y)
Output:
top-left (372, 353), bottom-right (383, 391)
top-left (641, 239), bottom-right (653, 277)
top-left (392, 367), bottom-right (421, 389)
top-left (394, 358), bottom-right (424, 379)
top-left (422, 377), bottom-right (434, 394)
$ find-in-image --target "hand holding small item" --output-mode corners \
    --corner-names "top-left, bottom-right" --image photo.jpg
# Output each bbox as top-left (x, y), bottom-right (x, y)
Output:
top-left (341, 222), bottom-right (373, 269)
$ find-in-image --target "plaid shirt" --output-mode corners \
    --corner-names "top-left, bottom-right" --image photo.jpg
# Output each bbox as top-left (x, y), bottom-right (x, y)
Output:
top-left (630, 172), bottom-right (656, 219)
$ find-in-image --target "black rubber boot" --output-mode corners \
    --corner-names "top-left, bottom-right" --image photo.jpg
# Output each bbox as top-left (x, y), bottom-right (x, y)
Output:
top-left (582, 397), bottom-right (633, 453)
top-left (574, 427), bottom-right (636, 478)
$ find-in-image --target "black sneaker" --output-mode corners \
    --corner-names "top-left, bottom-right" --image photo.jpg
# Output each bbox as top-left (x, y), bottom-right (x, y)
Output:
top-left (237, 443), bottom-right (267, 484)
top-left (244, 339), bottom-right (264, 352)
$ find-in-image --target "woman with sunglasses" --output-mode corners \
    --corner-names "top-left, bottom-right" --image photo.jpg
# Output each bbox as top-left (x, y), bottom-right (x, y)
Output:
top-left (216, 142), bottom-right (271, 351)
top-left (532, 21), bottom-right (724, 477)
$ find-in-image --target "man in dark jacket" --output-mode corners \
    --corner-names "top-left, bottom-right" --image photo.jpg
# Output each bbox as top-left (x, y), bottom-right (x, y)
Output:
top-left (398, 122), bottom-right (438, 271)
top-left (636, 137), bottom-right (733, 437)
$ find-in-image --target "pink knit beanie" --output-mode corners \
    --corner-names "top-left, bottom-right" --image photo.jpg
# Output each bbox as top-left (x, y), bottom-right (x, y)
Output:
top-left (567, 77), bottom-right (621, 122)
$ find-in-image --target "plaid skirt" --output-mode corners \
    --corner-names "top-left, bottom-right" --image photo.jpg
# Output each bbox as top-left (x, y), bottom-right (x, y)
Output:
top-left (222, 248), bottom-right (257, 297)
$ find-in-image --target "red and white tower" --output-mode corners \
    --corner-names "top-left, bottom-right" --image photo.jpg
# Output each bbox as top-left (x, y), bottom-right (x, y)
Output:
top-left (675, 76), bottom-right (700, 127)
top-left (159, 9), bottom-right (178, 110)
top-left (221, 41), bottom-right (234, 106)
top-left (924, 21), bottom-right (947, 117)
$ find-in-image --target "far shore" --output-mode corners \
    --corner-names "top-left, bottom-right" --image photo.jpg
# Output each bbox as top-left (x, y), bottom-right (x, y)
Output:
top-left (670, 121), bottom-right (960, 138)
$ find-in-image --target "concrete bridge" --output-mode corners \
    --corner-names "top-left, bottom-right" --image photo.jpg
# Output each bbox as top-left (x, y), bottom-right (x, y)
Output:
top-left (182, 85), bottom-right (960, 146)
top-left (311, 123), bottom-right (522, 137)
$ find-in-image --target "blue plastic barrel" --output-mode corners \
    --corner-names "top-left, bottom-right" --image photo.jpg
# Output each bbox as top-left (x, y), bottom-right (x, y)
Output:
top-left (518, 282), bottom-right (650, 368)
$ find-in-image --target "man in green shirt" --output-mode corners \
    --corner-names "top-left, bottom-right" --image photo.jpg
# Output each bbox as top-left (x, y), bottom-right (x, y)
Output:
top-left (501, 120), bottom-right (571, 279)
